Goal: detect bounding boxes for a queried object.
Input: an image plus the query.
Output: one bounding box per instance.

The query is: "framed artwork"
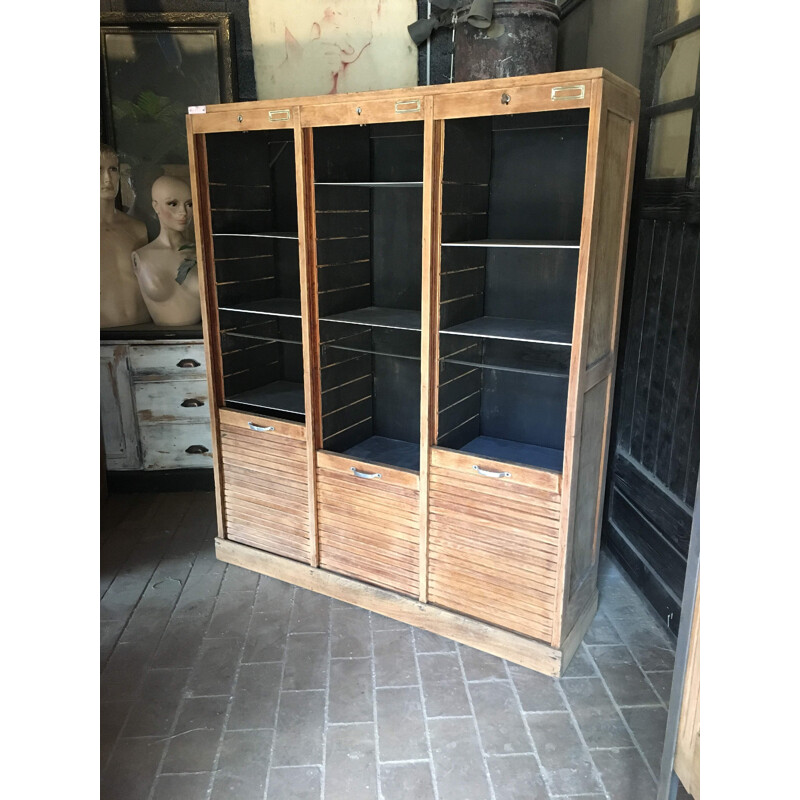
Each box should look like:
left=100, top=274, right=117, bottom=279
left=100, top=12, right=235, bottom=235
left=249, top=0, right=417, bottom=99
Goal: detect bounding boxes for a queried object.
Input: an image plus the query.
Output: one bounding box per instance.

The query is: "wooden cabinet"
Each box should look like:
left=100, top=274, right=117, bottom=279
left=187, top=69, right=639, bottom=675
left=100, top=333, right=214, bottom=473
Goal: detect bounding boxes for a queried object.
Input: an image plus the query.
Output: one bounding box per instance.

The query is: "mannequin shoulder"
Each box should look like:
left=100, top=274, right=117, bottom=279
left=118, top=212, right=148, bottom=242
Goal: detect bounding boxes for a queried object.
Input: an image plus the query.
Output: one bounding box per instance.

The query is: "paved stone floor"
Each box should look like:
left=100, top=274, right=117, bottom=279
left=101, top=491, right=682, bottom=800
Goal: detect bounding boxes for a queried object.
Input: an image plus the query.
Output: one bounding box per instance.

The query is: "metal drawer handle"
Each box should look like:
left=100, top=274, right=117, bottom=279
left=248, top=422, right=275, bottom=432
left=177, top=358, right=201, bottom=368
left=268, top=109, right=291, bottom=121
left=351, top=467, right=382, bottom=480
left=551, top=85, right=585, bottom=101
left=395, top=98, right=421, bottom=113
left=185, top=444, right=209, bottom=454
left=181, top=398, right=205, bottom=408
left=473, top=465, right=511, bottom=478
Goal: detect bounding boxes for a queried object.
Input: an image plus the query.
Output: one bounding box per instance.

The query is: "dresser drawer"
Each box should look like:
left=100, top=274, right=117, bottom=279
left=140, top=421, right=213, bottom=470
left=128, top=343, right=207, bottom=380
left=134, top=379, right=210, bottom=425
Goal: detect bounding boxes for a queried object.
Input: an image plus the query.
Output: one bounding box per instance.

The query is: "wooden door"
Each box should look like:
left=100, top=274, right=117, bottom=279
left=603, top=0, right=700, bottom=635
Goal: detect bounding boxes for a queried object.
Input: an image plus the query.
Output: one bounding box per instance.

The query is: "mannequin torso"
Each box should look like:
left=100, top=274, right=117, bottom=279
left=132, top=243, right=201, bottom=326
left=131, top=175, right=201, bottom=327
left=100, top=147, right=150, bottom=328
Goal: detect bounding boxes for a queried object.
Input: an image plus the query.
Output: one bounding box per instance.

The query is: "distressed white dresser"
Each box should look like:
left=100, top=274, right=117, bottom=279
left=100, top=324, right=213, bottom=481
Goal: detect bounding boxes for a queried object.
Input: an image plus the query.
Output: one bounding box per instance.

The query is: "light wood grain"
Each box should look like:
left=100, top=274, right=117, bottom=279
left=675, top=582, right=700, bottom=799
left=317, top=461, right=420, bottom=597
left=301, top=94, right=425, bottom=128
left=187, top=71, right=640, bottom=677
left=430, top=446, right=561, bottom=493
left=295, top=115, right=321, bottom=567
left=418, top=97, right=440, bottom=604
left=188, top=69, right=636, bottom=122
left=434, top=79, right=593, bottom=120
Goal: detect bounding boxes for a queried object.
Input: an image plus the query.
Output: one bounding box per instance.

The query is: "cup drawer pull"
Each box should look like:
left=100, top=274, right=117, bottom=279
left=181, top=398, right=205, bottom=408
left=473, top=465, right=511, bottom=478
left=177, top=358, right=201, bottom=368
left=185, top=444, right=209, bottom=454
left=248, top=422, right=275, bottom=432
left=351, top=467, right=382, bottom=480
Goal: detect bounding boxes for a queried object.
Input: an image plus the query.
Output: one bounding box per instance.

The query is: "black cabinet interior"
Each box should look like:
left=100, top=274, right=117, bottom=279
left=314, top=122, right=424, bottom=471
left=436, top=110, right=589, bottom=471
left=205, top=130, right=305, bottom=421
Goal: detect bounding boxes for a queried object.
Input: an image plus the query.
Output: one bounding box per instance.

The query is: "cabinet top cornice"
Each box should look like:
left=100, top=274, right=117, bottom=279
left=187, top=68, right=638, bottom=121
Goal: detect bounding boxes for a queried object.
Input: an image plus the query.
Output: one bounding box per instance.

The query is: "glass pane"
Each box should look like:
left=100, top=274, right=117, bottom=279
left=646, top=109, right=693, bottom=178
left=655, top=29, right=700, bottom=104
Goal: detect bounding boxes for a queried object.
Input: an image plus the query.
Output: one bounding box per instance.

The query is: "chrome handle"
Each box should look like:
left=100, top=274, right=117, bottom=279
left=248, top=422, right=275, bottom=432
left=473, top=465, right=511, bottom=478
left=177, top=358, right=201, bottom=368
left=395, top=98, right=421, bottom=113
left=181, top=398, right=204, bottom=408
left=268, top=109, right=291, bottom=121
left=185, top=444, right=209, bottom=454
left=551, top=85, right=585, bottom=101
left=351, top=467, right=382, bottom=480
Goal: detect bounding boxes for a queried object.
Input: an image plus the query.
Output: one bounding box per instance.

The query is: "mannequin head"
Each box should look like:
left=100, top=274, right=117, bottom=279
left=101, top=143, right=120, bottom=201
left=151, top=175, right=193, bottom=233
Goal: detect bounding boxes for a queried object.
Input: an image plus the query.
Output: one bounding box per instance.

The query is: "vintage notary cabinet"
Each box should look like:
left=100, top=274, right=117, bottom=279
left=186, top=70, right=639, bottom=675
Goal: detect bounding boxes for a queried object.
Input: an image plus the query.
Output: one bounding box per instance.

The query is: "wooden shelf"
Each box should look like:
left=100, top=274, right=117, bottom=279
left=456, top=435, right=564, bottom=473
left=226, top=381, right=305, bottom=415
left=323, top=343, right=420, bottom=362
left=321, top=306, right=421, bottom=331
left=342, top=435, right=419, bottom=472
left=441, top=316, right=572, bottom=346
left=218, top=298, right=302, bottom=318
left=439, top=357, right=567, bottom=379
left=442, top=239, right=580, bottom=249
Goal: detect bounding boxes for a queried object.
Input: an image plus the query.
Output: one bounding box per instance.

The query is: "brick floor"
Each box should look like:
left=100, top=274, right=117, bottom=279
left=100, top=491, right=680, bottom=800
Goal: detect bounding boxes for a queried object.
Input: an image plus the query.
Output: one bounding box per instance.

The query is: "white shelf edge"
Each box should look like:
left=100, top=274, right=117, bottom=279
left=441, top=240, right=580, bottom=249
left=218, top=306, right=302, bottom=319
left=315, top=182, right=423, bottom=187
left=440, top=328, right=572, bottom=347
left=212, top=232, right=299, bottom=240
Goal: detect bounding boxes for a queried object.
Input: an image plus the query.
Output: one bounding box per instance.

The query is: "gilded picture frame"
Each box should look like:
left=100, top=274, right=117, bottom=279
left=100, top=12, right=235, bottom=234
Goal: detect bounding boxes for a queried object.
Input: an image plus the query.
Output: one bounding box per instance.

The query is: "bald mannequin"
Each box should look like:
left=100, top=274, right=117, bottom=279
left=132, top=175, right=201, bottom=326
left=100, top=144, right=150, bottom=328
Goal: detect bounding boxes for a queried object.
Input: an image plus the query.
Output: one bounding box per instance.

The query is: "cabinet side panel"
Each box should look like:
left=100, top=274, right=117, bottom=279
left=586, top=110, right=635, bottom=366
left=568, top=377, right=611, bottom=599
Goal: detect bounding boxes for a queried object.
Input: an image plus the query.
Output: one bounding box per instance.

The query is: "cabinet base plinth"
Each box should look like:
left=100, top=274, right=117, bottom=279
left=215, top=537, right=596, bottom=677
